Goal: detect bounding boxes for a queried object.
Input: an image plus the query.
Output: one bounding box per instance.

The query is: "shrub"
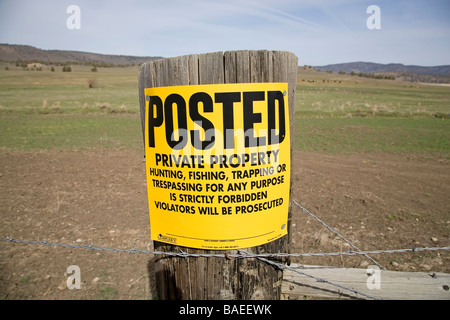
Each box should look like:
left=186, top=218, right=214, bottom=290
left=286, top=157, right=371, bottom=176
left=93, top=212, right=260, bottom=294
left=87, top=78, right=97, bottom=88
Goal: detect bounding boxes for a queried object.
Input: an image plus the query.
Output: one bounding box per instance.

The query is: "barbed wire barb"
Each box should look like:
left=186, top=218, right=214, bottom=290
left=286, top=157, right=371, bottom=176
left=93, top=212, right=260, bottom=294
left=293, top=200, right=385, bottom=270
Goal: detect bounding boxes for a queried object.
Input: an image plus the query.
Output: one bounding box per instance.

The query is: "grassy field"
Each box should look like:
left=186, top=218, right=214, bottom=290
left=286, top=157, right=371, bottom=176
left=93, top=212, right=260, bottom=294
left=0, top=64, right=139, bottom=114
left=0, top=62, right=449, bottom=155
left=294, top=117, right=449, bottom=153
left=297, top=67, right=450, bottom=118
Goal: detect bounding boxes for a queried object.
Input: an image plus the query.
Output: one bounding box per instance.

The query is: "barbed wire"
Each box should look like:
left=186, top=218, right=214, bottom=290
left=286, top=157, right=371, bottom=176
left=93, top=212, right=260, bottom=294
left=239, top=249, right=381, bottom=300
left=1, top=236, right=449, bottom=259
left=293, top=200, right=385, bottom=269
left=1, top=201, right=449, bottom=300
left=4, top=237, right=448, bottom=300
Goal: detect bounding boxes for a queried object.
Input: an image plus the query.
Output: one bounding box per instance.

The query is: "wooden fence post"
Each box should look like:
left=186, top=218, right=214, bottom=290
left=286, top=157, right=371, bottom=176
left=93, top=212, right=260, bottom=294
left=138, top=50, right=298, bottom=300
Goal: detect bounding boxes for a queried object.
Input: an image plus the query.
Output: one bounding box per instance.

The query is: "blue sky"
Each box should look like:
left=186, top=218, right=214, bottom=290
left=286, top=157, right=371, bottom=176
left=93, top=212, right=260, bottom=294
left=0, top=0, right=449, bottom=66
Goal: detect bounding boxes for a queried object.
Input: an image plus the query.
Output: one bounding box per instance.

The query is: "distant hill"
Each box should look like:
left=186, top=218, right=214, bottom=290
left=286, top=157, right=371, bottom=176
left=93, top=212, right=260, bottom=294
left=314, top=61, right=450, bottom=83
left=0, top=44, right=161, bottom=65
left=2, top=44, right=449, bottom=83
left=314, top=62, right=450, bottom=75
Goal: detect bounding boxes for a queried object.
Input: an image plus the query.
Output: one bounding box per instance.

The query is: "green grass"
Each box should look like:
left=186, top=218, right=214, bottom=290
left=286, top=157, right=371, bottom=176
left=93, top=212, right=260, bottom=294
left=96, top=286, right=119, bottom=300
left=0, top=63, right=145, bottom=151
left=296, top=76, right=450, bottom=118
left=0, top=115, right=143, bottom=150
left=293, top=68, right=450, bottom=154
left=294, top=116, right=450, bottom=154
left=0, top=63, right=449, bottom=154
left=0, top=64, right=139, bottom=114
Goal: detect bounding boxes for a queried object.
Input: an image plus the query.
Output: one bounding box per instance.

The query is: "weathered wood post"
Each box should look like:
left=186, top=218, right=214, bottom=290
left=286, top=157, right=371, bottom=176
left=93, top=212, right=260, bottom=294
left=138, top=50, right=297, bottom=300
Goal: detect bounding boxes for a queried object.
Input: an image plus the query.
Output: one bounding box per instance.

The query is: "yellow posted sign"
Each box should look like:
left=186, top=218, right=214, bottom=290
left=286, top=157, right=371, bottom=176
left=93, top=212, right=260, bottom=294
left=144, top=83, right=290, bottom=249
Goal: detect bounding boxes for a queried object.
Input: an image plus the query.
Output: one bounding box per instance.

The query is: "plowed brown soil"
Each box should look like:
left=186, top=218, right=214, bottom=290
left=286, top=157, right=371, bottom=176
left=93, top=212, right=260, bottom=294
left=0, top=148, right=448, bottom=299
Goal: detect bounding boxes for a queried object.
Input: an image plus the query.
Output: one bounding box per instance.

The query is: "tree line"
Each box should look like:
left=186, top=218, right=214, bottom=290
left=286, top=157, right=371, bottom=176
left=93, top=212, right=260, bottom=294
left=339, top=70, right=396, bottom=80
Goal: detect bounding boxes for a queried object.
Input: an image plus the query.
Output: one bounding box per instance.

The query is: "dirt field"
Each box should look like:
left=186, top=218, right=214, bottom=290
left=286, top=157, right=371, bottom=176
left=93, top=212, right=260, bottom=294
left=0, top=148, right=449, bottom=299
